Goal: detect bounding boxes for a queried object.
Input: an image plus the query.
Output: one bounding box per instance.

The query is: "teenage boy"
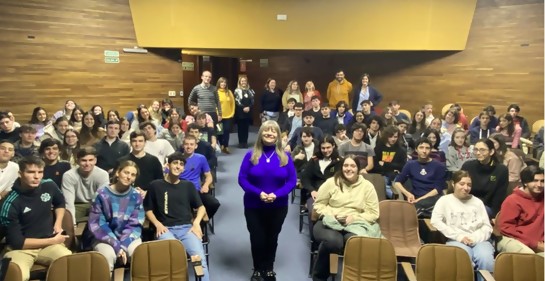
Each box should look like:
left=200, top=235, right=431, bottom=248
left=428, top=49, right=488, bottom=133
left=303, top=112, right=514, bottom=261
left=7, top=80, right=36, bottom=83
left=140, top=121, right=175, bottom=164
left=314, top=103, right=337, bottom=136
left=469, top=111, right=496, bottom=145
left=0, top=156, right=71, bottom=281
left=307, top=96, right=322, bottom=119
left=283, top=102, right=304, bottom=139
left=278, top=97, right=297, bottom=127
left=287, top=111, right=324, bottom=151
left=95, top=120, right=130, bottom=173
left=394, top=139, right=447, bottom=217
left=13, top=124, right=39, bottom=163
left=389, top=100, right=409, bottom=122
left=144, top=152, right=210, bottom=281
left=0, top=111, right=21, bottom=143
left=0, top=140, right=19, bottom=199
left=338, top=123, right=375, bottom=174
left=39, top=138, right=71, bottom=189
left=360, top=100, right=376, bottom=125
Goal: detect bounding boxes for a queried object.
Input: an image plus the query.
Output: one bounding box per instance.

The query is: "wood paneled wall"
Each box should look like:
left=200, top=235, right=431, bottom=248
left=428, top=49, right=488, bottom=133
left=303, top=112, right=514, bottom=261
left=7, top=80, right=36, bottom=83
left=0, top=0, right=184, bottom=123
left=244, top=0, right=544, bottom=126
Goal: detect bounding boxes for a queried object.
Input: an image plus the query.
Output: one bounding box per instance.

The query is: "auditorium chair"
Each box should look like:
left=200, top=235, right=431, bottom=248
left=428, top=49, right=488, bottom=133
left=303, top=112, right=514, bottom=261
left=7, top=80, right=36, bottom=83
left=339, top=237, right=397, bottom=281
left=45, top=252, right=110, bottom=281
left=378, top=201, right=421, bottom=259
left=401, top=244, right=474, bottom=281
left=479, top=252, right=544, bottom=281
left=398, top=109, right=412, bottom=121
left=131, top=240, right=204, bottom=281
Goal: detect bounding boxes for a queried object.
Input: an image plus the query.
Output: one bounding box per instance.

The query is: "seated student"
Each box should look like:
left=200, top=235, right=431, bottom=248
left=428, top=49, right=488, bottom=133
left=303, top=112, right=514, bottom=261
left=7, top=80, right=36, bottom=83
left=469, top=111, right=496, bottom=145
left=431, top=170, right=495, bottom=275
left=470, top=105, right=498, bottom=131
left=283, top=102, right=304, bottom=140
left=187, top=123, right=217, bottom=174
left=40, top=138, right=71, bottom=189
left=394, top=139, right=447, bottom=218
left=144, top=152, right=210, bottom=281
left=160, top=122, right=184, bottom=151
left=441, top=108, right=461, bottom=135
left=428, top=117, right=451, bottom=153
left=277, top=97, right=296, bottom=131
left=360, top=100, right=376, bottom=125
left=498, top=165, right=544, bottom=256
left=291, top=127, right=319, bottom=208
left=0, top=111, right=21, bottom=143
left=312, top=155, right=381, bottom=281
left=382, top=106, right=397, bottom=127
left=446, top=128, right=474, bottom=173
left=373, top=125, right=407, bottom=199
left=0, top=140, right=19, bottom=199
left=331, top=101, right=353, bottom=126
left=389, top=100, right=409, bottom=123
left=180, top=135, right=220, bottom=219
left=185, top=102, right=214, bottom=128
left=496, top=113, right=522, bottom=149
left=338, top=123, right=375, bottom=174
left=124, top=103, right=146, bottom=125
left=195, top=113, right=218, bottom=150
left=83, top=160, right=144, bottom=272
left=95, top=120, right=130, bottom=174
left=301, top=136, right=342, bottom=235
left=507, top=104, right=531, bottom=139
left=314, top=103, right=337, bottom=136
left=13, top=124, right=40, bottom=163
left=450, top=103, right=469, bottom=130
left=0, top=156, right=71, bottom=281
left=413, top=128, right=447, bottom=163
left=62, top=146, right=110, bottom=224
left=409, top=110, right=426, bottom=141
left=41, top=117, right=70, bottom=143
left=306, top=96, right=322, bottom=120
left=423, top=103, right=434, bottom=127
left=533, top=126, right=544, bottom=159
left=461, top=139, right=509, bottom=218
left=287, top=110, right=324, bottom=151
left=364, top=115, right=384, bottom=149
left=116, top=132, right=164, bottom=194
left=490, top=134, right=526, bottom=183
left=333, top=124, right=349, bottom=147
left=140, top=121, right=175, bottom=165
left=397, top=118, right=415, bottom=157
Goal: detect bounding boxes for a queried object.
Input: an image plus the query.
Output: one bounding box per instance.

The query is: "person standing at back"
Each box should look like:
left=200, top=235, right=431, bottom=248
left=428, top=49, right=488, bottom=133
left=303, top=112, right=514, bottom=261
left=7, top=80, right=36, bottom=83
left=351, top=73, right=383, bottom=113
left=235, top=76, right=255, bottom=149
left=238, top=120, right=297, bottom=281
left=189, top=70, right=221, bottom=126
left=327, top=70, right=352, bottom=110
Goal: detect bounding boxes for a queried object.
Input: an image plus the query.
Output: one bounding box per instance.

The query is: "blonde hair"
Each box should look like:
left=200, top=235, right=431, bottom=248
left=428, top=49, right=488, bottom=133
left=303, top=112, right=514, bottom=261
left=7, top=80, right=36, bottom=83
left=237, top=76, right=250, bottom=90
left=285, top=80, right=302, bottom=96
left=148, top=100, right=162, bottom=122
left=250, top=120, right=288, bottom=166
left=216, top=77, right=228, bottom=90
left=305, top=81, right=315, bottom=92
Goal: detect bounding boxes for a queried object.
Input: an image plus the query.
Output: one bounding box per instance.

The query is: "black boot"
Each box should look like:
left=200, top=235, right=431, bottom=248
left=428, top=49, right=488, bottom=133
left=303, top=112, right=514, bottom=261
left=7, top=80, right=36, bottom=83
left=262, top=270, right=276, bottom=281
left=250, top=269, right=264, bottom=281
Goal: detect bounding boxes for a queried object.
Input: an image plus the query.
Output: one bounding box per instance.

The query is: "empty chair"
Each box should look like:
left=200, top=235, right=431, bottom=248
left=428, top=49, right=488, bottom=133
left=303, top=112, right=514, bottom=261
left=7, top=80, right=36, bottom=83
left=342, top=237, right=397, bottom=281
left=45, top=252, right=110, bottom=281
left=402, top=244, right=474, bottom=281
left=363, top=173, right=387, bottom=202
left=379, top=200, right=421, bottom=258
left=480, top=252, right=544, bottom=281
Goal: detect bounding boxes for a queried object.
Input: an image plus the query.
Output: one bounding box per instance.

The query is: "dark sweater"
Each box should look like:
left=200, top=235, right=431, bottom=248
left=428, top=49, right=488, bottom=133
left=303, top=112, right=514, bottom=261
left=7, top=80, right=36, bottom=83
left=260, top=90, right=282, bottom=113
left=314, top=116, right=338, bottom=136
left=301, top=157, right=342, bottom=193
left=238, top=145, right=297, bottom=209
left=373, top=143, right=407, bottom=180
left=0, top=127, right=21, bottom=143
left=461, top=159, right=509, bottom=217
left=95, top=138, right=130, bottom=172
left=0, top=179, right=65, bottom=250
left=395, top=159, right=447, bottom=198
left=44, top=161, right=72, bottom=188
left=116, top=153, right=163, bottom=191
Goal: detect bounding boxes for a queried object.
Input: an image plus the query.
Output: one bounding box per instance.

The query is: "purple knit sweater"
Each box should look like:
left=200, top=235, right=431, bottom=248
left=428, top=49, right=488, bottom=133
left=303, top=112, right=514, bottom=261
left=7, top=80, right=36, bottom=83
left=238, top=145, right=297, bottom=208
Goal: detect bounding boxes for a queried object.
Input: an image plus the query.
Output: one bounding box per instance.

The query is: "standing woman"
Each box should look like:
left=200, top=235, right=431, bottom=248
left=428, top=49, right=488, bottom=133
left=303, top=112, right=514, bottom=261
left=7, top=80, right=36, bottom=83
left=235, top=76, right=255, bottom=149
left=238, top=120, right=297, bottom=281
left=217, top=77, right=236, bottom=154
left=303, top=81, right=321, bottom=111
left=29, top=107, right=51, bottom=138
left=82, top=160, right=144, bottom=272
left=351, top=73, right=383, bottom=113
left=281, top=80, right=303, bottom=111
left=461, top=138, right=509, bottom=217
left=496, top=113, right=522, bottom=149
left=261, top=78, right=282, bottom=122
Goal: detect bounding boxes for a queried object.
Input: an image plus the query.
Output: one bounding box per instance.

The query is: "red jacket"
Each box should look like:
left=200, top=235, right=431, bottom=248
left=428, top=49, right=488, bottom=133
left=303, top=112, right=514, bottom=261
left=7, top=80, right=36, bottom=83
left=499, top=188, right=544, bottom=249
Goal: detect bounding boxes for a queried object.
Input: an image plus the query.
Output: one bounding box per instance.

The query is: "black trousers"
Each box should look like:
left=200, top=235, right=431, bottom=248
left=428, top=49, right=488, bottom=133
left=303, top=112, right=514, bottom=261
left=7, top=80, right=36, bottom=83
left=312, top=220, right=355, bottom=281
left=219, top=118, right=233, bottom=148
left=200, top=192, right=220, bottom=218
left=237, top=118, right=251, bottom=145
left=244, top=206, right=288, bottom=271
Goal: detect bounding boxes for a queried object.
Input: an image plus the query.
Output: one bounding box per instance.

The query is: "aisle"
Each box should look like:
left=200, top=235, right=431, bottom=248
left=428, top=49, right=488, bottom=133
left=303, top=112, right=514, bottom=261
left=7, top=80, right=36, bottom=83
left=208, top=132, right=312, bottom=280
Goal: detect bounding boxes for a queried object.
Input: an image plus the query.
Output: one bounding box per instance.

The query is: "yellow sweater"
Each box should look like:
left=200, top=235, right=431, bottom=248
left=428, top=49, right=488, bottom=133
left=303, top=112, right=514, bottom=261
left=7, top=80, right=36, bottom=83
left=327, top=79, right=353, bottom=108
left=314, top=175, right=379, bottom=223
left=218, top=89, right=235, bottom=118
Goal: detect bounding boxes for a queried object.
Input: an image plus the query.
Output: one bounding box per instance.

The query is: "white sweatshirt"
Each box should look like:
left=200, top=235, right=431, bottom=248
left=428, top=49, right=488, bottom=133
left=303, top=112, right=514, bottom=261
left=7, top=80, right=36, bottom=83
left=431, top=194, right=492, bottom=243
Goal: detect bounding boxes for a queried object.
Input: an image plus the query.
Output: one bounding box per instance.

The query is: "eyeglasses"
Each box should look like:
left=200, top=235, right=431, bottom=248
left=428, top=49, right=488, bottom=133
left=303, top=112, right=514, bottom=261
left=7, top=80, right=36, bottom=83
left=473, top=148, right=489, bottom=154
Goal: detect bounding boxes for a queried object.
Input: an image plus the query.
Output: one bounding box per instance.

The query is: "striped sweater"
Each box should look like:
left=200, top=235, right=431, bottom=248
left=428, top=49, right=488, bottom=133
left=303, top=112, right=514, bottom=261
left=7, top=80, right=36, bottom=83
left=189, top=84, right=221, bottom=116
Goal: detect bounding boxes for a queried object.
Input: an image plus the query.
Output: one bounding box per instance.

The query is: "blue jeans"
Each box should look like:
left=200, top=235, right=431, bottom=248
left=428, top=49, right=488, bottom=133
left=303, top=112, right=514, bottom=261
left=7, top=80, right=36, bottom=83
left=158, top=225, right=209, bottom=281
left=384, top=176, right=393, bottom=199
left=446, top=240, right=495, bottom=281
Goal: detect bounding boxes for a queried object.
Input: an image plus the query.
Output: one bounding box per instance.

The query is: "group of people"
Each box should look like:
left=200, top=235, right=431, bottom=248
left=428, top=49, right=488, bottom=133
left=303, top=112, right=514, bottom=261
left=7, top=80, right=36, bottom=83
left=0, top=68, right=542, bottom=281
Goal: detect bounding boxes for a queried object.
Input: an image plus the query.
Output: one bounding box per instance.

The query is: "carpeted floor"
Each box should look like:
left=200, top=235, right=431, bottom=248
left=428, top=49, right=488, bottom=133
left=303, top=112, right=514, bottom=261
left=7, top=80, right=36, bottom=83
left=208, top=132, right=313, bottom=281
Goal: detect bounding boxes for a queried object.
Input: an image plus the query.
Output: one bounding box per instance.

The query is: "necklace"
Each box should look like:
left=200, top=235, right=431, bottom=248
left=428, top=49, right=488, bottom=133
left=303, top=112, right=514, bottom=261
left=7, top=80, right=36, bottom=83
left=264, top=150, right=276, bottom=163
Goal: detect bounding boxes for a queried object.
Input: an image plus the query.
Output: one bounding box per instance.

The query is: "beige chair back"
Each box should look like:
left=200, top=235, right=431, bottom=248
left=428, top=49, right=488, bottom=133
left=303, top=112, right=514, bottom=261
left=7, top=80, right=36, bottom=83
left=398, top=109, right=412, bottom=121
left=532, top=120, right=544, bottom=135
left=342, top=237, right=397, bottom=281
left=363, top=173, right=387, bottom=201
left=494, top=252, right=544, bottom=281
left=416, top=244, right=474, bottom=281
left=131, top=240, right=189, bottom=281
left=378, top=200, right=421, bottom=258
left=441, top=103, right=454, bottom=117
left=46, top=252, right=110, bottom=281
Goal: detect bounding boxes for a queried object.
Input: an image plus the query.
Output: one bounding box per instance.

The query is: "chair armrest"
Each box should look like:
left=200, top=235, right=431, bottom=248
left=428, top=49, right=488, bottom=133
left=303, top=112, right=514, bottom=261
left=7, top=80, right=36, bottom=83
left=75, top=222, right=87, bottom=237
left=191, top=255, right=205, bottom=277
left=113, top=267, right=125, bottom=281
left=310, top=210, right=320, bottom=222
left=478, top=270, right=495, bottom=281
left=401, top=262, right=417, bottom=281
left=329, top=254, right=339, bottom=275
left=422, top=218, right=437, bottom=232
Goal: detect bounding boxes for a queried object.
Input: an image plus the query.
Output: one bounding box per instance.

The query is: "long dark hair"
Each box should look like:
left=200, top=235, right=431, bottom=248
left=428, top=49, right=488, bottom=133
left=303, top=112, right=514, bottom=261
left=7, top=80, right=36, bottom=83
left=489, top=133, right=508, bottom=162
left=409, top=110, right=426, bottom=135
left=29, top=107, right=48, bottom=125
left=498, top=113, right=515, bottom=137
left=334, top=155, right=362, bottom=192
left=422, top=128, right=441, bottom=150
left=380, top=125, right=400, bottom=147
left=315, top=135, right=339, bottom=160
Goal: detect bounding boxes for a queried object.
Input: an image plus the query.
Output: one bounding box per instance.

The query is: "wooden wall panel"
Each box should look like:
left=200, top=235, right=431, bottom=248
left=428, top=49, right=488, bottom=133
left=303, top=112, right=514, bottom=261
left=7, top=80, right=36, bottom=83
left=0, top=0, right=184, bottom=123
left=244, top=1, right=544, bottom=126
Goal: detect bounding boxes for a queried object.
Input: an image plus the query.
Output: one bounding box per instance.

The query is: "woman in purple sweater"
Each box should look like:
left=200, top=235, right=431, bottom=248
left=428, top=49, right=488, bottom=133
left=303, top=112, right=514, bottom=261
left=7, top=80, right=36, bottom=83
left=238, top=120, right=297, bottom=281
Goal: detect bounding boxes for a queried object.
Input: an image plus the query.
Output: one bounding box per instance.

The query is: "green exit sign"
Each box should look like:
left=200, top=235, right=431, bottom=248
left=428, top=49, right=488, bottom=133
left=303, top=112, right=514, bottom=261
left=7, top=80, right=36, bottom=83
left=104, top=50, right=119, bottom=57
left=104, top=57, right=119, bottom=64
